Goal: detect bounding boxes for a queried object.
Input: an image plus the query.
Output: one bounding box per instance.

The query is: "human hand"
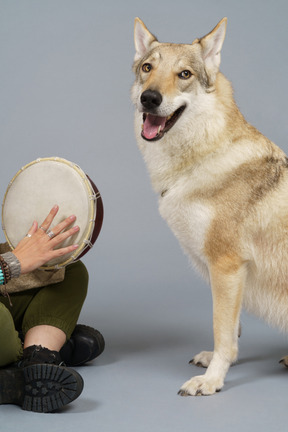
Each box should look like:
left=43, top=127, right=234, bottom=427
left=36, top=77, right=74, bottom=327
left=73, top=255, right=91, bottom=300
left=13, top=205, right=79, bottom=274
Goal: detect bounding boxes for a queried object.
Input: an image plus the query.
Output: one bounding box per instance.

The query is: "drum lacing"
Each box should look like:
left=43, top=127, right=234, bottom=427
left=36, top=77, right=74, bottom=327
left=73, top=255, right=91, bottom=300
left=89, top=191, right=101, bottom=201
left=83, top=240, right=93, bottom=249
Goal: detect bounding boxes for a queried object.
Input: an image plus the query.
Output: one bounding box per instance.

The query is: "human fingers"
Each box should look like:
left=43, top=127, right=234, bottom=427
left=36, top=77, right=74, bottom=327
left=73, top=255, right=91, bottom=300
left=13, top=224, right=79, bottom=274
left=14, top=221, right=38, bottom=250
left=25, top=221, right=38, bottom=238
left=45, top=214, right=77, bottom=239
left=46, top=242, right=79, bottom=260
left=38, top=205, right=59, bottom=232
left=49, top=224, right=79, bottom=245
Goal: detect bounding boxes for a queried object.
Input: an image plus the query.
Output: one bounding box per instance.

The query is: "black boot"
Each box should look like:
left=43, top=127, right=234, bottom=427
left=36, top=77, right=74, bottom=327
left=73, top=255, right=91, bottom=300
left=0, top=345, right=83, bottom=413
left=60, top=324, right=105, bottom=366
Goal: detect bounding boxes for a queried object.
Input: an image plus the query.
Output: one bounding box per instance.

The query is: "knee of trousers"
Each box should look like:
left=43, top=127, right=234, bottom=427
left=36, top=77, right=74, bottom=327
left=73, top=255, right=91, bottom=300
left=66, top=260, right=89, bottom=303
left=0, top=303, right=22, bottom=365
left=0, top=302, right=15, bottom=330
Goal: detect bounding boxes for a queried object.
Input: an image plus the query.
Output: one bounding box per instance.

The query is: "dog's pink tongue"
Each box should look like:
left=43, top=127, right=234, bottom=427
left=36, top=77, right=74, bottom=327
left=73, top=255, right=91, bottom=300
left=143, top=114, right=166, bottom=139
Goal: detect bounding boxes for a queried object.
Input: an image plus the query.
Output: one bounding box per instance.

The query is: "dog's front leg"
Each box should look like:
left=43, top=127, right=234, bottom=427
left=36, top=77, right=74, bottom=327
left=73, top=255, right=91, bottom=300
left=179, top=258, right=245, bottom=396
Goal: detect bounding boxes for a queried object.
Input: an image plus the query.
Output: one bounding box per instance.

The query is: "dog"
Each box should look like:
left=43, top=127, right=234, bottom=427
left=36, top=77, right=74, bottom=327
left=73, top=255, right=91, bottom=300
left=131, top=17, right=288, bottom=396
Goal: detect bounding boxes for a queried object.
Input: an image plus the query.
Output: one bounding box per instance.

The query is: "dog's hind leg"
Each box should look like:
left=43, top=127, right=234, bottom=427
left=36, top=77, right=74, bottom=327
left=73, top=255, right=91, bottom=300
left=179, top=257, right=245, bottom=396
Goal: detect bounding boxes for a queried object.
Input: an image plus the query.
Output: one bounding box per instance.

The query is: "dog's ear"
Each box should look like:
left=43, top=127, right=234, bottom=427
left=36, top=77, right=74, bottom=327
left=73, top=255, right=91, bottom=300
left=134, top=18, right=158, bottom=61
left=199, top=17, right=227, bottom=81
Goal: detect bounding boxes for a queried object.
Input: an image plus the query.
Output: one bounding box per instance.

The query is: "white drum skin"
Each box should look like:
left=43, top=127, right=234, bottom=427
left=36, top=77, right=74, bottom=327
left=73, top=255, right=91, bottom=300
left=2, top=157, right=103, bottom=269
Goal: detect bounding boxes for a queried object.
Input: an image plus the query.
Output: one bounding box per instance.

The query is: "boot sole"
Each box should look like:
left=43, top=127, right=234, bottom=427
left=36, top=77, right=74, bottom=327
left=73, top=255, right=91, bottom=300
left=0, top=364, right=83, bottom=413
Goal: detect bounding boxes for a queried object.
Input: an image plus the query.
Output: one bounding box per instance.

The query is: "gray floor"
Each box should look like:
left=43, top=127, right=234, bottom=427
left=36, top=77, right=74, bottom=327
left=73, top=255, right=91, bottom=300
left=1, top=0, right=288, bottom=430
left=1, top=299, right=288, bottom=432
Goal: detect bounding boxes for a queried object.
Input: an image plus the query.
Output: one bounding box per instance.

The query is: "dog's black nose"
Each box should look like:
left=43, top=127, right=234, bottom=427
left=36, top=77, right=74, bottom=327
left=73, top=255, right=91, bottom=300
left=140, top=90, right=162, bottom=110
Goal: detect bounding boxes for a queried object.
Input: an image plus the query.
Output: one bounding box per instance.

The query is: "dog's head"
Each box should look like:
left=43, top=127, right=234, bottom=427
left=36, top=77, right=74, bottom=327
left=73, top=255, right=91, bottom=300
left=132, top=18, right=227, bottom=142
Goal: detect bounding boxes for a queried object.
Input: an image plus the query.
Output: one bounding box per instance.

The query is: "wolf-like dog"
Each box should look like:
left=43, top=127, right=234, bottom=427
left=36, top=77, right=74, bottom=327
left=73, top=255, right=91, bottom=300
left=131, top=17, right=288, bottom=396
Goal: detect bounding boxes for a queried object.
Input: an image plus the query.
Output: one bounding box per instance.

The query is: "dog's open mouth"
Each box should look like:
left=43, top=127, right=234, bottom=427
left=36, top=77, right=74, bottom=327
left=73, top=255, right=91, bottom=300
left=141, top=106, right=186, bottom=141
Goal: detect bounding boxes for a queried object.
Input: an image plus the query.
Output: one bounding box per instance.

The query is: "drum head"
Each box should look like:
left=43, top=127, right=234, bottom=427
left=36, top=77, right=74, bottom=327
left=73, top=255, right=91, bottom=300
left=2, top=157, right=103, bottom=269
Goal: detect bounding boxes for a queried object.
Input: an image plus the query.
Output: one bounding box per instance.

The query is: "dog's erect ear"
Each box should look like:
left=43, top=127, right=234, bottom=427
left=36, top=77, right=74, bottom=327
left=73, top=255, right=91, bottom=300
left=199, top=17, right=227, bottom=80
left=134, top=18, right=158, bottom=61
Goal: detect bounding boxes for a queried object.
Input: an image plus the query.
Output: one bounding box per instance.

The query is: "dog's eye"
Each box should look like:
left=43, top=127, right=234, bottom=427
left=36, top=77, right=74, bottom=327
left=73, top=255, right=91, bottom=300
left=178, top=70, right=192, bottom=80
left=142, top=63, right=152, bottom=73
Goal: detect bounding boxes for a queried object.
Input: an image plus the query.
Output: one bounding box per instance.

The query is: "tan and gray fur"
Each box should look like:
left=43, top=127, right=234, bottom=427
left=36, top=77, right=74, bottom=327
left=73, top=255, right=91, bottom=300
left=131, top=17, right=288, bottom=396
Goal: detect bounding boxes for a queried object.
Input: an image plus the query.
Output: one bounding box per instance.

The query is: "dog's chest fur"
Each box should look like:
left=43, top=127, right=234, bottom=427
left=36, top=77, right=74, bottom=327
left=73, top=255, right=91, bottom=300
left=159, top=186, right=212, bottom=277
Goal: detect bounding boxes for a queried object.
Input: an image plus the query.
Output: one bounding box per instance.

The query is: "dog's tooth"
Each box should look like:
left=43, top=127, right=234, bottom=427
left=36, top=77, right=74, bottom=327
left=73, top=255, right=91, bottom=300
left=157, top=125, right=162, bottom=135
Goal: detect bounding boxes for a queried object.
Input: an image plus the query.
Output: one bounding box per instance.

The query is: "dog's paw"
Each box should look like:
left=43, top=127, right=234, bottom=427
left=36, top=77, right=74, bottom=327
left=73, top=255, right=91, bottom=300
left=279, top=356, right=288, bottom=367
left=189, top=351, right=213, bottom=368
left=178, top=375, right=223, bottom=397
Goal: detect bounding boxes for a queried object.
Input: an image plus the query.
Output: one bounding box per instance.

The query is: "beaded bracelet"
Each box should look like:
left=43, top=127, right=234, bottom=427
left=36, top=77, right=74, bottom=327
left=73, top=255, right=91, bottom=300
left=0, top=256, right=12, bottom=284
left=0, top=255, right=14, bottom=306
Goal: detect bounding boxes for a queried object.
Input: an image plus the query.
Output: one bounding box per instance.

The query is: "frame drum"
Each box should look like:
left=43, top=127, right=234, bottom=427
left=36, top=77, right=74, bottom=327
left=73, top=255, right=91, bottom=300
left=2, top=157, right=103, bottom=269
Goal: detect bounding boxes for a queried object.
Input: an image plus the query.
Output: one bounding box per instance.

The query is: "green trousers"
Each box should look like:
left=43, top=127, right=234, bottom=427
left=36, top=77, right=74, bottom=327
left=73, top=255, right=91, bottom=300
left=0, top=260, right=88, bottom=367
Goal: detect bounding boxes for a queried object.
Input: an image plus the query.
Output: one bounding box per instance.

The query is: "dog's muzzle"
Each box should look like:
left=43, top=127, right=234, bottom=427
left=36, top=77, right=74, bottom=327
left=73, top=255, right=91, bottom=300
left=140, top=90, right=186, bottom=142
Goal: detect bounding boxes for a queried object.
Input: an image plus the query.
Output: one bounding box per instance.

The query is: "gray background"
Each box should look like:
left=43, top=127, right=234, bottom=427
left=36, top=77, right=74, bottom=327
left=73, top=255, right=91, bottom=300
left=1, top=0, right=288, bottom=431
